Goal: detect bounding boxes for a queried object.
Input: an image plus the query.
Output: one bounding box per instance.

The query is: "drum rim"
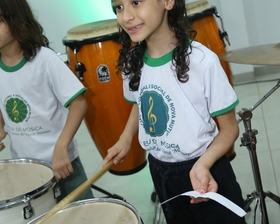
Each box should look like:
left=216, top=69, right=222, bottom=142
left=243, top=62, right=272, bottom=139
left=62, top=31, right=119, bottom=50
left=0, top=159, right=56, bottom=210
left=187, top=6, right=217, bottom=22
left=28, top=198, right=142, bottom=223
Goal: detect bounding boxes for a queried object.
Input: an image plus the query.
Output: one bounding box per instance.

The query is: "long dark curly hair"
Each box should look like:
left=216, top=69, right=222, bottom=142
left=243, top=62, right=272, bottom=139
left=116, top=0, right=197, bottom=91
left=0, top=0, right=50, bottom=61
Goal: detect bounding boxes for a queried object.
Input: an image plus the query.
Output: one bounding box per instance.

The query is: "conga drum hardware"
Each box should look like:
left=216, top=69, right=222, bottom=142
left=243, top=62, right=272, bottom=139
left=73, top=48, right=86, bottom=81
left=63, top=19, right=147, bottom=175
left=187, top=5, right=230, bottom=47
left=213, top=10, right=231, bottom=47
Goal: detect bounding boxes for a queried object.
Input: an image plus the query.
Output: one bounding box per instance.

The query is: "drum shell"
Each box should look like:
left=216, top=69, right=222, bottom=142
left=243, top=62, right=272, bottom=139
left=0, top=159, right=57, bottom=224
left=187, top=5, right=235, bottom=160
left=28, top=198, right=142, bottom=224
left=63, top=28, right=147, bottom=175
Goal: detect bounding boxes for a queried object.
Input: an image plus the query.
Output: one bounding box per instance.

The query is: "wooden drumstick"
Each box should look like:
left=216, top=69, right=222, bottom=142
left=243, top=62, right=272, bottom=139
left=35, top=160, right=114, bottom=224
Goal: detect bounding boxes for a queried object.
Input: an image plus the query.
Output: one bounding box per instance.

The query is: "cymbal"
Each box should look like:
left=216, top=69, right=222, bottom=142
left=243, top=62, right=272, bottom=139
left=219, top=43, right=280, bottom=66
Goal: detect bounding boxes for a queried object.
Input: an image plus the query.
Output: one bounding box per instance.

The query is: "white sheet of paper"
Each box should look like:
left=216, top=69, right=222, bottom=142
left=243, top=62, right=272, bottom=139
left=161, top=191, right=246, bottom=217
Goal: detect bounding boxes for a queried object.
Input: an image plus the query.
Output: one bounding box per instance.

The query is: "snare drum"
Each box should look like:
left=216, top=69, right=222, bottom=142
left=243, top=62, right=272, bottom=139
left=63, top=19, right=147, bottom=175
left=186, top=1, right=236, bottom=160
left=0, top=159, right=57, bottom=224
left=28, top=198, right=143, bottom=224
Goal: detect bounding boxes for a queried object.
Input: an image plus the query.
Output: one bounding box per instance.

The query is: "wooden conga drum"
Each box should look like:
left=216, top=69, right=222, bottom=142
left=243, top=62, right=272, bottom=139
left=63, top=19, right=147, bottom=175
left=186, top=1, right=236, bottom=161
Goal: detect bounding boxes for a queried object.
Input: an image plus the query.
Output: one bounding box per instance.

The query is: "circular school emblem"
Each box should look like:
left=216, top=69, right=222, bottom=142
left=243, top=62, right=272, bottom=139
left=5, top=96, right=30, bottom=123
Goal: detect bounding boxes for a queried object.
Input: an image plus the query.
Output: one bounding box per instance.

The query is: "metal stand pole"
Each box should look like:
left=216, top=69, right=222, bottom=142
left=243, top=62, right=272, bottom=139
left=238, top=108, right=280, bottom=224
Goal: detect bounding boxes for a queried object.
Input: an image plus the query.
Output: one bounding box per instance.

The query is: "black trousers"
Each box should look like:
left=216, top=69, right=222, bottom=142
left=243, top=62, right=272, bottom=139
left=148, top=154, right=246, bottom=224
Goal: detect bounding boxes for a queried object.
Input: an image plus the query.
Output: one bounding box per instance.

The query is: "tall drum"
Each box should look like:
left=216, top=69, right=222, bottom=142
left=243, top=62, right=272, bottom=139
left=186, top=1, right=236, bottom=160
left=63, top=19, right=147, bottom=175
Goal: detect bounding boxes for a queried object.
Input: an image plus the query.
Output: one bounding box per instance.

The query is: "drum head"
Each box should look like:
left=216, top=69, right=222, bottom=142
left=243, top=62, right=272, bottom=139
left=186, top=0, right=212, bottom=16
left=29, top=198, right=141, bottom=223
left=0, top=159, right=54, bottom=201
left=65, top=19, right=118, bottom=41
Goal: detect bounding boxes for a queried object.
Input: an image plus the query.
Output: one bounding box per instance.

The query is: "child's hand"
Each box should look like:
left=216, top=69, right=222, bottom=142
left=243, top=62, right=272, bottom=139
left=189, top=163, right=218, bottom=204
left=102, top=138, right=131, bottom=167
left=52, top=145, right=73, bottom=180
left=0, top=129, right=7, bottom=151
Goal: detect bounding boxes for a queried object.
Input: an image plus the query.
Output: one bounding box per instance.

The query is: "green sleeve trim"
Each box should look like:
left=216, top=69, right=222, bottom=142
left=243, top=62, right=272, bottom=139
left=124, top=97, right=137, bottom=104
left=211, top=99, right=239, bottom=117
left=64, top=87, right=87, bottom=108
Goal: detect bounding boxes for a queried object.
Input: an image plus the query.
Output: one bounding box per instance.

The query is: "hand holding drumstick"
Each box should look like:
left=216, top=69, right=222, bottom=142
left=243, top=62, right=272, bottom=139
left=35, top=160, right=114, bottom=224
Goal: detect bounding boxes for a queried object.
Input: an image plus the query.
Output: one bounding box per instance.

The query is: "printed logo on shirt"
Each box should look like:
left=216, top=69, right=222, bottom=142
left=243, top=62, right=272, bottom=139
left=139, top=84, right=176, bottom=137
left=4, top=95, right=31, bottom=123
left=140, top=91, right=169, bottom=137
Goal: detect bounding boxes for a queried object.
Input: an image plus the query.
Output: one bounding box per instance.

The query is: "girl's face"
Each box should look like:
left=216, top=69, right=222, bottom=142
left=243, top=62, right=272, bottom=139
left=112, top=0, right=174, bottom=43
left=0, top=17, right=16, bottom=53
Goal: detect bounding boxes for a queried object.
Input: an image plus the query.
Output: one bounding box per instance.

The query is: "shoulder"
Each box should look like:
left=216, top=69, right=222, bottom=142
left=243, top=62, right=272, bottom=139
left=189, top=41, right=222, bottom=71
left=36, top=46, right=57, bottom=58
left=189, top=41, right=217, bottom=61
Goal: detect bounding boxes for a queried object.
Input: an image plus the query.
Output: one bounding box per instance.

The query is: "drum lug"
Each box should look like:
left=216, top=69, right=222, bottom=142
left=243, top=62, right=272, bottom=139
left=53, top=183, right=61, bottom=199
left=23, top=202, right=34, bottom=220
left=214, top=11, right=231, bottom=46
left=219, top=29, right=231, bottom=47
left=73, top=48, right=86, bottom=81
left=75, top=62, right=86, bottom=81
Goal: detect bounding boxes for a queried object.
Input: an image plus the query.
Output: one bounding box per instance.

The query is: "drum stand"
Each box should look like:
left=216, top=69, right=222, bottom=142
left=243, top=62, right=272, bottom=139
left=91, top=184, right=125, bottom=200
left=238, top=80, right=280, bottom=224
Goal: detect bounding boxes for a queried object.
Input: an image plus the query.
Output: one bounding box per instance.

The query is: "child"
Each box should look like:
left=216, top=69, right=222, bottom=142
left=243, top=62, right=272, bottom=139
left=103, top=0, right=246, bottom=223
left=0, top=0, right=93, bottom=202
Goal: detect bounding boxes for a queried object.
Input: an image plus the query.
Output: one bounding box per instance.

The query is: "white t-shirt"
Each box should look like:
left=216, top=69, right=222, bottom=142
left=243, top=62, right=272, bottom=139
left=0, top=47, right=86, bottom=164
left=123, top=41, right=239, bottom=162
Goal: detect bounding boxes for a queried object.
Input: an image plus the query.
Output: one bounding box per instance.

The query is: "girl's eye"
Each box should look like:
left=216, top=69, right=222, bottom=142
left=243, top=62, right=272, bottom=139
left=132, top=1, right=141, bottom=6
left=114, top=5, right=123, bottom=12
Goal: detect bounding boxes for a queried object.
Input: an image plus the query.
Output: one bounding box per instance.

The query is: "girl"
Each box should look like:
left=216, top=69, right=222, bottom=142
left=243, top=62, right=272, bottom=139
left=104, top=0, right=246, bottom=223
left=0, top=0, right=93, bottom=202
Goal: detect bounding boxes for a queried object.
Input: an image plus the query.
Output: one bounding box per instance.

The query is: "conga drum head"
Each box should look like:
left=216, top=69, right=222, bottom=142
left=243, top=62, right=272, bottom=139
left=186, top=0, right=212, bottom=17
left=63, top=20, right=147, bottom=175
left=28, top=198, right=142, bottom=224
left=0, top=159, right=57, bottom=224
left=65, top=19, right=118, bottom=40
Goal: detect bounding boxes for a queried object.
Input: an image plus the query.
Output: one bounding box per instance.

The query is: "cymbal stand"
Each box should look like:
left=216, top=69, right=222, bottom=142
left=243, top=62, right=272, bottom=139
left=238, top=80, right=280, bottom=224
left=237, top=80, right=280, bottom=124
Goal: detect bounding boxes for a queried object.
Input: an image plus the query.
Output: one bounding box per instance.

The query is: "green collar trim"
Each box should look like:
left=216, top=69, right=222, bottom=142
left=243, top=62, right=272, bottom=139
left=143, top=50, right=173, bottom=67
left=0, top=57, right=27, bottom=72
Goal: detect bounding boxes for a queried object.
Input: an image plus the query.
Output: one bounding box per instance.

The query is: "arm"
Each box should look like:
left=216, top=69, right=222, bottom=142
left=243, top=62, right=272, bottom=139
left=103, top=103, right=139, bottom=166
left=0, top=110, right=7, bottom=151
left=189, top=109, right=239, bottom=203
left=52, top=94, right=87, bottom=179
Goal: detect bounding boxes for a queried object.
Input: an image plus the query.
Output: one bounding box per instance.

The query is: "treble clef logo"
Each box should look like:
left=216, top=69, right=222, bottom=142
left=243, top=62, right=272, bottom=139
left=148, top=96, right=157, bottom=132
left=12, top=100, right=20, bottom=121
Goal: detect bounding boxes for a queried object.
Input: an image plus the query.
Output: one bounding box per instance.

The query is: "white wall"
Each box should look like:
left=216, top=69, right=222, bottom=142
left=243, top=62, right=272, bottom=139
left=28, top=0, right=280, bottom=76
left=27, top=0, right=116, bottom=54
